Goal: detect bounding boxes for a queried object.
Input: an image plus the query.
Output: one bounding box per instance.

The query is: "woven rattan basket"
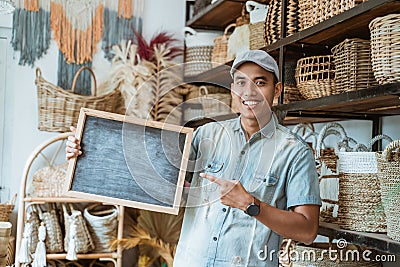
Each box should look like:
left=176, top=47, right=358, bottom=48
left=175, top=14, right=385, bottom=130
left=295, top=55, right=337, bottom=99
left=299, top=0, right=366, bottom=30
left=36, top=67, right=122, bottom=132
left=337, top=151, right=386, bottom=232
left=6, top=236, right=14, bottom=267
left=369, top=14, right=400, bottom=85
left=211, top=23, right=235, bottom=67
left=249, top=22, right=266, bottom=50
left=332, top=38, right=378, bottom=93
left=377, top=140, right=400, bottom=241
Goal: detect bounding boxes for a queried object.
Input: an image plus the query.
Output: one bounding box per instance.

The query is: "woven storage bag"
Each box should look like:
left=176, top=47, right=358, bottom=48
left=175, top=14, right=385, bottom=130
left=63, top=203, right=95, bottom=254
left=369, top=14, right=400, bottom=85
left=295, top=55, right=337, bottom=99
left=246, top=1, right=268, bottom=50
left=337, top=151, right=386, bottom=232
left=37, top=204, right=64, bottom=253
left=0, top=222, right=11, bottom=267
left=29, top=163, right=69, bottom=198
left=183, top=85, right=231, bottom=122
left=377, top=140, right=400, bottom=241
left=211, top=23, right=236, bottom=67
left=283, top=61, right=304, bottom=104
left=332, top=38, right=377, bottom=93
left=84, top=204, right=118, bottom=252
left=6, top=236, right=14, bottom=267
left=36, top=66, right=122, bottom=132
left=316, top=122, right=350, bottom=223
left=291, top=242, right=382, bottom=267
left=184, top=27, right=219, bottom=77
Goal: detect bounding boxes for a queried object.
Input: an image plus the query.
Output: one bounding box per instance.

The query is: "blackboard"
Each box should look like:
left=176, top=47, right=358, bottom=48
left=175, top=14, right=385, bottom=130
left=65, top=108, right=193, bottom=215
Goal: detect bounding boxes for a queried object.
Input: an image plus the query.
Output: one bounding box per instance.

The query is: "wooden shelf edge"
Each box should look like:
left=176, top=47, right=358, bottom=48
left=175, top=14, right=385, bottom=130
left=24, top=197, right=111, bottom=203
left=46, top=253, right=117, bottom=260
left=319, top=222, right=400, bottom=255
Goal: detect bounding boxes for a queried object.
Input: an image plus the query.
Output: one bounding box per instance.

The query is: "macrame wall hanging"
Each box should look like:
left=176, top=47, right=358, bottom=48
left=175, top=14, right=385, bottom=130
left=11, top=0, right=51, bottom=66
left=11, top=0, right=143, bottom=94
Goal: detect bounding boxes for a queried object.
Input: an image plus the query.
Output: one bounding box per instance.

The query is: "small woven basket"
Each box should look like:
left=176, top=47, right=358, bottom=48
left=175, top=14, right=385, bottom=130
left=249, top=21, right=266, bottom=50
left=84, top=204, right=118, bottom=252
left=337, top=151, right=386, bottom=232
left=0, top=194, right=16, bottom=222
left=377, top=140, right=400, bottom=241
left=369, top=14, right=400, bottom=85
left=6, top=236, right=14, bottom=267
left=295, top=55, right=337, bottom=99
left=184, top=46, right=214, bottom=77
left=38, top=204, right=64, bottom=253
left=36, top=66, right=122, bottom=132
left=211, top=23, right=236, bottom=67
left=332, top=38, right=378, bottom=93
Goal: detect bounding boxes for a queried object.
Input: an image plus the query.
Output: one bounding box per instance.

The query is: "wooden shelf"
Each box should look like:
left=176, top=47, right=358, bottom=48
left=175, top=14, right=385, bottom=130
left=46, top=253, right=117, bottom=260
left=24, top=197, right=103, bottom=203
left=319, top=222, right=400, bottom=255
left=186, top=0, right=246, bottom=30
left=274, top=82, right=400, bottom=125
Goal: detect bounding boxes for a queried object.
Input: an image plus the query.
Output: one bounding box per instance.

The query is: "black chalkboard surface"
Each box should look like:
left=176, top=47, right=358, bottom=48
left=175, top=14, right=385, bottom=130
left=65, top=108, right=193, bottom=215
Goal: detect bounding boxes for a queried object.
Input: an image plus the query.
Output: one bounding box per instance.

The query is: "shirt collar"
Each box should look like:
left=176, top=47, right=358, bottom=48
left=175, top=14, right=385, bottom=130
left=233, top=113, right=277, bottom=139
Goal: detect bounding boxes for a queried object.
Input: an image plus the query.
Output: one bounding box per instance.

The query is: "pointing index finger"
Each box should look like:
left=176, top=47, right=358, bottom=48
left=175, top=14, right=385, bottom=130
left=200, top=173, right=223, bottom=185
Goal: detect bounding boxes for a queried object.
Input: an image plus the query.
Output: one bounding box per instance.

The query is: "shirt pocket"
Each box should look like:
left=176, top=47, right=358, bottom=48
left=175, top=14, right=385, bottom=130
left=248, top=173, right=279, bottom=203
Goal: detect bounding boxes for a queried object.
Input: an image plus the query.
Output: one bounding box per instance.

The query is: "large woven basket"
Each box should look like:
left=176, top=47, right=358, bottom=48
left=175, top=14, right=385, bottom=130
left=337, top=151, right=386, bottom=232
left=377, top=140, right=400, bottom=241
left=332, top=38, right=378, bottom=93
left=295, top=55, right=337, bottom=99
left=299, top=0, right=366, bottom=30
left=211, top=23, right=236, bottom=67
left=291, top=242, right=382, bottom=267
left=36, top=66, right=122, bottom=132
left=369, top=14, right=400, bottom=85
left=249, top=22, right=266, bottom=50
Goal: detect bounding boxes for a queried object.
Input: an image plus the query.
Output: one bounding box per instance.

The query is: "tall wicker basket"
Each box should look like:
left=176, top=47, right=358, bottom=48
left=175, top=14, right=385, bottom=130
left=331, top=38, right=378, bottom=93
left=377, top=140, right=400, bottom=241
left=211, top=23, right=236, bottom=67
left=369, top=14, right=400, bottom=85
left=36, top=67, right=122, bottom=132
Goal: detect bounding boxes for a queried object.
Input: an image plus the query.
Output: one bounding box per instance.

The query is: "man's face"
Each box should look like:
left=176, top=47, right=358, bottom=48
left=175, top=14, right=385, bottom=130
left=230, top=62, right=281, bottom=122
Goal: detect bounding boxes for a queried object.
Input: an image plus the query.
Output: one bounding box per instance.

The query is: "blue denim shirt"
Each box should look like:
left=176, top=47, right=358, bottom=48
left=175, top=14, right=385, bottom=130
left=174, top=114, right=321, bottom=267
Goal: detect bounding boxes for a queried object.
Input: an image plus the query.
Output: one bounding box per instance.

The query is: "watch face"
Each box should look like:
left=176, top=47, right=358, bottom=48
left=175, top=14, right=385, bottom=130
left=246, top=204, right=260, bottom=216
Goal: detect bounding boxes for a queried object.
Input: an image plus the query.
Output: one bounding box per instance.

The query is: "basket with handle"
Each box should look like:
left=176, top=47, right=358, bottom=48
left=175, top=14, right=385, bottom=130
left=83, top=204, right=118, bottom=252
left=369, top=14, right=400, bottom=85
left=336, top=134, right=393, bottom=232
left=331, top=38, right=378, bottom=94
left=377, top=139, right=400, bottom=241
left=316, top=122, right=350, bottom=223
left=211, top=23, right=236, bottom=67
left=295, top=55, right=337, bottom=99
left=37, top=204, right=64, bottom=253
left=36, top=66, right=122, bottom=132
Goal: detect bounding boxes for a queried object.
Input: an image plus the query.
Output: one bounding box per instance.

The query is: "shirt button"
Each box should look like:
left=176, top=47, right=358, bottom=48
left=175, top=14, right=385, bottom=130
left=222, top=208, right=227, bottom=212
left=213, top=237, right=217, bottom=241
left=207, top=164, right=211, bottom=168
left=241, top=150, right=245, bottom=155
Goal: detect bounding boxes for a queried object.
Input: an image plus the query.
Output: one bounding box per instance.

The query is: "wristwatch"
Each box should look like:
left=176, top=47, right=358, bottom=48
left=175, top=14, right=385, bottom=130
left=245, top=196, right=260, bottom=216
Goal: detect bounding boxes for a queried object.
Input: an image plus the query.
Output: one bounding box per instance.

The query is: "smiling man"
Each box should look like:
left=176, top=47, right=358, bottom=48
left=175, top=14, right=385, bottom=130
left=174, top=50, right=322, bottom=267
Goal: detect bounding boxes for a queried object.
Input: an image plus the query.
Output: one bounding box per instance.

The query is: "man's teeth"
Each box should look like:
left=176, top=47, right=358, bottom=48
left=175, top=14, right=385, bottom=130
left=243, top=101, right=259, bottom=105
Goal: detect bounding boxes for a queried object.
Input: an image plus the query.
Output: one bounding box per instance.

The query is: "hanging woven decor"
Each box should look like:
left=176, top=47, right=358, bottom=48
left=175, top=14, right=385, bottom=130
left=11, top=0, right=51, bottom=66
left=102, top=0, right=144, bottom=60
left=50, top=0, right=104, bottom=64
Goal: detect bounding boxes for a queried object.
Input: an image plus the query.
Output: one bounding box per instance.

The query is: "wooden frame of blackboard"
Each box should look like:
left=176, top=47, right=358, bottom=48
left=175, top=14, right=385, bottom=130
left=65, top=108, right=193, bottom=215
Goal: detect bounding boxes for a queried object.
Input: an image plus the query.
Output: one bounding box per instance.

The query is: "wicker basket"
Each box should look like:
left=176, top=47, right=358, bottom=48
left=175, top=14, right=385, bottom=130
left=36, top=66, right=122, bottom=132
left=6, top=236, right=14, bottom=267
left=283, top=61, right=304, bottom=103
left=183, top=85, right=231, bottom=122
left=211, top=23, right=236, bottom=67
left=299, top=0, right=366, bottom=30
left=291, top=242, right=382, bottom=267
left=38, top=204, right=64, bottom=253
left=332, top=38, right=377, bottom=93
left=377, top=140, right=400, bottom=241
left=0, top=194, right=16, bottom=222
left=249, top=22, right=266, bottom=50
left=337, top=151, right=386, bottom=232
left=295, top=55, right=337, bottom=99
left=369, top=14, right=400, bottom=85
left=84, top=204, right=118, bottom=252
left=0, top=222, right=11, bottom=267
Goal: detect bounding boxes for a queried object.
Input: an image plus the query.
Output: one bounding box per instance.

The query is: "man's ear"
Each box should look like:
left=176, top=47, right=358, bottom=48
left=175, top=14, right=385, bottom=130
left=274, top=82, right=283, bottom=98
